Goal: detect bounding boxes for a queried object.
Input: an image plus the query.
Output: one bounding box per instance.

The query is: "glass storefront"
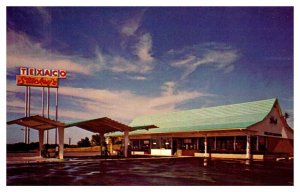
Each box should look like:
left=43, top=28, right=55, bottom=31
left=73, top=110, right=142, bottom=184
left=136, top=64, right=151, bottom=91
left=129, top=135, right=265, bottom=156
left=216, top=136, right=234, bottom=151
left=199, top=138, right=205, bottom=151
left=131, top=140, right=140, bottom=150
left=182, top=138, right=197, bottom=150
left=130, top=139, right=150, bottom=153
left=141, top=140, right=150, bottom=152
left=234, top=136, right=247, bottom=152
left=150, top=137, right=172, bottom=149
left=161, top=138, right=172, bottom=149
left=151, top=138, right=161, bottom=149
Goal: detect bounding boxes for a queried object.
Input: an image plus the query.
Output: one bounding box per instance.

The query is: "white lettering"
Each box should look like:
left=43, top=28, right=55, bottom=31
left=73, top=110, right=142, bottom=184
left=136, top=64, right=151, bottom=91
left=29, top=68, right=35, bottom=76
left=59, top=70, right=67, bottom=78
left=20, top=67, right=27, bottom=75
left=19, top=67, right=67, bottom=79
left=52, top=70, right=58, bottom=77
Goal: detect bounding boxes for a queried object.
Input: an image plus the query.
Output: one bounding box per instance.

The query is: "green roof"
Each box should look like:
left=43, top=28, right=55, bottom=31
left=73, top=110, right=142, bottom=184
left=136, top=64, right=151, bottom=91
left=123, top=98, right=277, bottom=136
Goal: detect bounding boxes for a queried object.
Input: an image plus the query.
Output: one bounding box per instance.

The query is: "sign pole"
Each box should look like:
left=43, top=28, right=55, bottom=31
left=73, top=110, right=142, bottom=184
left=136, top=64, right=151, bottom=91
left=42, top=87, right=45, bottom=117
left=16, top=67, right=66, bottom=145
left=41, top=87, right=45, bottom=146
left=27, top=86, right=31, bottom=144
left=55, top=87, right=58, bottom=144
left=47, top=87, right=50, bottom=144
left=24, top=86, right=28, bottom=144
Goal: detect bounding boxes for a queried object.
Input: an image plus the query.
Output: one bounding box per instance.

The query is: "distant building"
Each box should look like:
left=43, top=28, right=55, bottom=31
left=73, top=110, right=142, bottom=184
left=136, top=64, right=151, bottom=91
left=108, top=98, right=293, bottom=159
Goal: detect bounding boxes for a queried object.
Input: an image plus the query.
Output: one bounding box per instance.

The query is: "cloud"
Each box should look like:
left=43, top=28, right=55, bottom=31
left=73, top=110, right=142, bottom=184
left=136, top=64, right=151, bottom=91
left=7, top=30, right=104, bottom=76
left=161, top=81, right=176, bottom=96
left=36, top=7, right=52, bottom=24
left=167, top=43, right=239, bottom=79
left=7, top=9, right=155, bottom=77
left=94, top=46, right=106, bottom=68
left=108, top=56, right=148, bottom=74
left=118, top=9, right=146, bottom=38
left=111, top=10, right=155, bottom=74
left=172, top=55, right=196, bottom=67
left=6, top=96, right=24, bottom=110
left=134, top=33, right=154, bottom=63
left=148, top=81, right=202, bottom=111
left=120, top=17, right=142, bottom=37
left=127, top=76, right=147, bottom=81
left=6, top=80, right=206, bottom=123
left=57, top=84, right=205, bottom=122
left=102, top=34, right=154, bottom=74
left=7, top=29, right=156, bottom=76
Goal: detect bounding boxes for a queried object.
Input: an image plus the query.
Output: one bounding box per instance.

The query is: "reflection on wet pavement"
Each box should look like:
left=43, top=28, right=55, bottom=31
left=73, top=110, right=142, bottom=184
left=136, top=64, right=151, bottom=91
left=7, top=157, right=293, bottom=186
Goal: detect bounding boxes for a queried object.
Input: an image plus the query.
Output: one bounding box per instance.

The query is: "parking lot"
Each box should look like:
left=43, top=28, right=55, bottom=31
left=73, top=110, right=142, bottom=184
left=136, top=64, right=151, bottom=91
left=7, top=156, right=293, bottom=186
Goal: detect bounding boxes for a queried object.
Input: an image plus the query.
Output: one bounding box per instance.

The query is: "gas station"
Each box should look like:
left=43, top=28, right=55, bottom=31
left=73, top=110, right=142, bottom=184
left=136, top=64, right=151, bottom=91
left=7, top=115, right=152, bottom=159
left=7, top=67, right=156, bottom=159
left=7, top=67, right=293, bottom=161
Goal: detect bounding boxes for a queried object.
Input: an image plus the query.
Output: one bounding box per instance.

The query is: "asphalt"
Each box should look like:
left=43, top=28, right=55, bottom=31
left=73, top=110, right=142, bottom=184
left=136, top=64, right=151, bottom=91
left=6, top=152, right=177, bottom=164
left=7, top=155, right=294, bottom=186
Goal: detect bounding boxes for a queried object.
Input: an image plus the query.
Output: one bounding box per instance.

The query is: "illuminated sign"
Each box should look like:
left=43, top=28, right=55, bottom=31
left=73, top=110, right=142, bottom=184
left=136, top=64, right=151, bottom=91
left=20, top=67, right=67, bottom=79
left=16, top=75, right=59, bottom=88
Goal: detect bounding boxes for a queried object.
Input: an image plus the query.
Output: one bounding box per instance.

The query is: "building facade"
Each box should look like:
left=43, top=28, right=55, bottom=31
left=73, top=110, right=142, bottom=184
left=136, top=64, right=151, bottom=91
left=108, top=98, right=293, bottom=159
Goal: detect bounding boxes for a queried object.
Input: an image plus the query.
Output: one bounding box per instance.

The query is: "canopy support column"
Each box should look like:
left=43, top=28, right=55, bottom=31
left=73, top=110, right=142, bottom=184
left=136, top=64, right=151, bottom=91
left=234, top=136, right=236, bottom=151
left=214, top=136, right=217, bottom=150
left=99, top=133, right=104, bottom=156
left=58, top=127, right=64, bottom=159
left=246, top=134, right=251, bottom=159
left=256, top=136, right=259, bottom=151
left=204, top=136, right=208, bottom=157
left=38, top=129, right=44, bottom=157
left=108, top=137, right=113, bottom=155
left=124, top=130, right=129, bottom=158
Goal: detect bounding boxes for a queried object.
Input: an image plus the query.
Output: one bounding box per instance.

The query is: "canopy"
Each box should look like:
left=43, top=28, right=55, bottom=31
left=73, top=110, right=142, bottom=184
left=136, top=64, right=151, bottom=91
left=64, top=117, right=134, bottom=133
left=7, top=115, right=65, bottom=130
left=8, top=115, right=158, bottom=134
left=7, top=115, right=158, bottom=159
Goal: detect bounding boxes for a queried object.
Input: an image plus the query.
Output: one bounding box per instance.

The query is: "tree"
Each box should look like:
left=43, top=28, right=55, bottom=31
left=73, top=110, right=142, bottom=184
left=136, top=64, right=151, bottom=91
left=91, top=134, right=101, bottom=146
left=77, top=137, right=91, bottom=147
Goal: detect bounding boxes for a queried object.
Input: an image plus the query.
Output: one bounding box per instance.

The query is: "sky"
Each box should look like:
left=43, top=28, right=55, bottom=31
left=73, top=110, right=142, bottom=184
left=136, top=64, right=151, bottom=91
left=6, top=7, right=294, bottom=144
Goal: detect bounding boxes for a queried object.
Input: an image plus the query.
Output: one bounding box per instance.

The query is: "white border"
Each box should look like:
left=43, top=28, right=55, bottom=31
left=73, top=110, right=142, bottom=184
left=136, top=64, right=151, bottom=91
left=1, top=0, right=298, bottom=6
left=2, top=1, right=298, bottom=192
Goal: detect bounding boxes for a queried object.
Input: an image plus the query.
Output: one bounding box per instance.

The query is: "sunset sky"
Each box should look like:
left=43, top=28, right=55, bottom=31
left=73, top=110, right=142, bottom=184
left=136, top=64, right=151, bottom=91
left=6, top=7, right=294, bottom=144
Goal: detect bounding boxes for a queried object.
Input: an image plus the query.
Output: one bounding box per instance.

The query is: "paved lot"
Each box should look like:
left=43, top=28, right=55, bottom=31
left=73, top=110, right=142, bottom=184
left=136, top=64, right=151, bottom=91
left=7, top=156, right=293, bottom=186
left=7, top=151, right=102, bottom=164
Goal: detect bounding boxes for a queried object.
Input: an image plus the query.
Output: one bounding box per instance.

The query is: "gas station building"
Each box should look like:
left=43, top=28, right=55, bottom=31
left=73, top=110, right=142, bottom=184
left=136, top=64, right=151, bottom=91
left=107, top=98, right=293, bottom=159
left=7, top=98, right=293, bottom=160
left=7, top=68, right=293, bottom=160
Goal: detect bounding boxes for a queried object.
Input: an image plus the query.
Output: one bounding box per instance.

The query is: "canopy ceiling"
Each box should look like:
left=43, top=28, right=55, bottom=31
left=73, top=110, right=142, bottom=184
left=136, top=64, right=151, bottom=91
left=65, top=117, right=134, bottom=133
left=7, top=115, right=65, bottom=130
left=8, top=115, right=158, bottom=134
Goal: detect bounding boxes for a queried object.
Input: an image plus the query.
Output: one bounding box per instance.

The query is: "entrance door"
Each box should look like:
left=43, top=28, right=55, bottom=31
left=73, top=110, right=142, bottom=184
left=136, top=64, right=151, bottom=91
left=172, top=139, right=177, bottom=155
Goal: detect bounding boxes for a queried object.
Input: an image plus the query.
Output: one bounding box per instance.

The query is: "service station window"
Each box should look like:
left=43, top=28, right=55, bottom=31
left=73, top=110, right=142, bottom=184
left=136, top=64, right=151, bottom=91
left=141, top=140, right=150, bottom=151
left=151, top=138, right=161, bottom=149
left=161, top=138, right=172, bottom=149
left=183, top=138, right=197, bottom=150
left=131, top=140, right=140, bottom=150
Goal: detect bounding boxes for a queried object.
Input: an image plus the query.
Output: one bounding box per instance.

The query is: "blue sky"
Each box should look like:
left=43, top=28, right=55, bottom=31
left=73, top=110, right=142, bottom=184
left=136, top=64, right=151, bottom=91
left=6, top=7, right=294, bottom=144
